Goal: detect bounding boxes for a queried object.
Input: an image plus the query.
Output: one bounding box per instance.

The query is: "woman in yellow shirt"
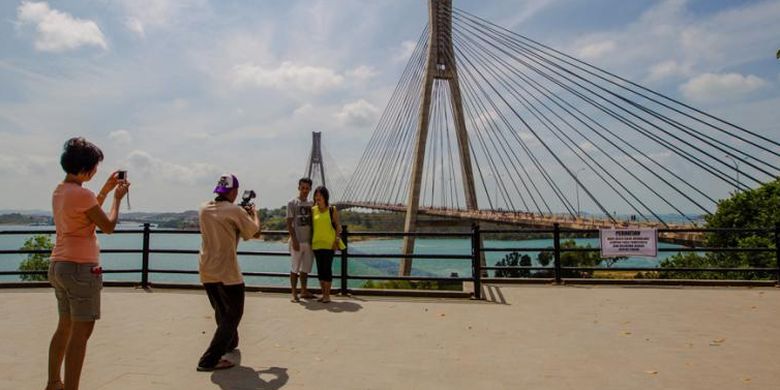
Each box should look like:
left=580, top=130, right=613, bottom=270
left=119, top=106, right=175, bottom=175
left=311, top=186, right=341, bottom=303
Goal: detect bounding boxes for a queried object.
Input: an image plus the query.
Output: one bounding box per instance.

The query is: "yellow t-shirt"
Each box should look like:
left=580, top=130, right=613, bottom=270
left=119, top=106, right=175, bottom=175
left=311, top=205, right=336, bottom=250
left=198, top=201, right=260, bottom=285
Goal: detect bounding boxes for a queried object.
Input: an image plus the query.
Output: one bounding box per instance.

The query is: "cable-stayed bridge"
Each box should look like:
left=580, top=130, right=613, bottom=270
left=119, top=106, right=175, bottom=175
left=309, top=0, right=779, bottom=273
left=303, top=131, right=349, bottom=197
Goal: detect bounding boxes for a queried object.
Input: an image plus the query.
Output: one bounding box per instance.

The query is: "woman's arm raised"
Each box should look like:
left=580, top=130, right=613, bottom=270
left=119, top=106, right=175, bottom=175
left=86, top=182, right=129, bottom=234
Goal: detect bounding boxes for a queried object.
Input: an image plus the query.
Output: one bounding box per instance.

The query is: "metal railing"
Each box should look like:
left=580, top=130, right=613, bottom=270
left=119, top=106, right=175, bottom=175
left=1, top=223, right=779, bottom=299
left=479, top=224, right=780, bottom=290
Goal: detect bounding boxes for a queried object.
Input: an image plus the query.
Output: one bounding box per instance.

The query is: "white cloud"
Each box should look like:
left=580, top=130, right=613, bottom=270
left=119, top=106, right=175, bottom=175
left=680, top=73, right=768, bottom=102
left=126, top=150, right=220, bottom=185
left=646, top=60, right=692, bottom=82
left=116, top=0, right=207, bottom=37
left=0, top=154, right=53, bottom=175
left=109, top=129, right=132, bottom=145
left=16, top=1, right=107, bottom=52
left=394, top=40, right=417, bottom=63
left=518, top=132, right=534, bottom=142
left=497, top=0, right=558, bottom=29
left=578, top=141, right=595, bottom=152
left=335, top=99, right=379, bottom=127
left=565, top=0, right=780, bottom=85
left=125, top=18, right=145, bottom=37
left=577, top=40, right=615, bottom=61
left=346, top=65, right=378, bottom=81
left=293, top=104, right=315, bottom=117
left=231, top=62, right=345, bottom=93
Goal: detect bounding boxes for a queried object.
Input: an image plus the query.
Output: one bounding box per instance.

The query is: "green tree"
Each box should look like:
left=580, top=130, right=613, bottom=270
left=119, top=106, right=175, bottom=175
left=494, top=252, right=532, bottom=278
left=659, top=178, right=779, bottom=280
left=18, top=235, right=54, bottom=281
left=537, top=250, right=553, bottom=267
left=559, top=239, right=601, bottom=277
left=361, top=279, right=461, bottom=291
left=534, top=240, right=626, bottom=278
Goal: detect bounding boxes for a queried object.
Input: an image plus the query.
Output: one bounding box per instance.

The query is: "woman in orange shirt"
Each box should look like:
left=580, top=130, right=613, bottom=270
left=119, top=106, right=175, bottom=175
left=45, top=138, right=129, bottom=390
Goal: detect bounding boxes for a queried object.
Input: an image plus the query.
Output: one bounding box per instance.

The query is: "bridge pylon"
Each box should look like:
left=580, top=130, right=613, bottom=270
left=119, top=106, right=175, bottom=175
left=400, top=0, right=482, bottom=276
left=306, top=131, right=327, bottom=189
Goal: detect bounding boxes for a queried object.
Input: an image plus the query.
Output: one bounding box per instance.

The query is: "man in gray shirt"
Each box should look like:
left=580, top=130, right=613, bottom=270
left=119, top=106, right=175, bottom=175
left=286, top=177, right=314, bottom=302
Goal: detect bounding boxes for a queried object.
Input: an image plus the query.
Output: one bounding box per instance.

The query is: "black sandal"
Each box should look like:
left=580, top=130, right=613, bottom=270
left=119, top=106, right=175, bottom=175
left=197, top=359, right=235, bottom=372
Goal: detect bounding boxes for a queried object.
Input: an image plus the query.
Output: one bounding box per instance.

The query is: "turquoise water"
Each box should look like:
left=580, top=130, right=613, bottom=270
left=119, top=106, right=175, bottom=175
left=0, top=225, right=684, bottom=286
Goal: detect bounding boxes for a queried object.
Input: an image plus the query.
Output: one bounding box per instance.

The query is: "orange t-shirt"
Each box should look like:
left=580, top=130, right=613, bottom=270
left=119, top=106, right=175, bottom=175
left=50, top=182, right=100, bottom=263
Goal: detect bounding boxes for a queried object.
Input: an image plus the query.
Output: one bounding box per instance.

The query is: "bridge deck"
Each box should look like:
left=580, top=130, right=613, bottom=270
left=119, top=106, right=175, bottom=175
left=338, top=201, right=705, bottom=245
left=3, top=286, right=778, bottom=389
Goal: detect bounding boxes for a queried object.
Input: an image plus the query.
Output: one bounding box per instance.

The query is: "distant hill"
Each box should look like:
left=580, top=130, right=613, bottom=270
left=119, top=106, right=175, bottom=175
left=0, top=209, right=51, bottom=216
left=0, top=213, right=53, bottom=225
left=0, top=210, right=199, bottom=228
left=121, top=211, right=200, bottom=229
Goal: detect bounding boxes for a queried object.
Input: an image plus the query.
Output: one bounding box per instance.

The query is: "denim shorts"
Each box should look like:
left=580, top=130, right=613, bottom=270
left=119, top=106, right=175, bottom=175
left=48, top=261, right=102, bottom=321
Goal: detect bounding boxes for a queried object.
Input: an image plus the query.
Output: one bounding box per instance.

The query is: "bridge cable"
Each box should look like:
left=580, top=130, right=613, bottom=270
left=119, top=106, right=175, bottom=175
left=454, top=11, right=776, bottom=185
left=453, top=8, right=780, bottom=162
left=454, top=33, right=661, bottom=224
left=459, top=31, right=698, bottom=222
left=452, top=15, right=732, bottom=210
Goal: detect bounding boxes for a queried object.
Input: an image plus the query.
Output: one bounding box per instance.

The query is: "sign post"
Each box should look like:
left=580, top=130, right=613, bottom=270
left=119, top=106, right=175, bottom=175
left=600, top=228, right=658, bottom=258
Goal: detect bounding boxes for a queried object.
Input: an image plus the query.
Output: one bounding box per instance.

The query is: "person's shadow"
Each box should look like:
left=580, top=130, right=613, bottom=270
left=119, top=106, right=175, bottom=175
left=300, top=299, right=362, bottom=313
left=211, top=350, right=289, bottom=390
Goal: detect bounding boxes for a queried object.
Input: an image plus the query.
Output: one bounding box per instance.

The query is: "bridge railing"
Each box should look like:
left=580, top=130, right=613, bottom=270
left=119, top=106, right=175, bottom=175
left=1, top=223, right=778, bottom=298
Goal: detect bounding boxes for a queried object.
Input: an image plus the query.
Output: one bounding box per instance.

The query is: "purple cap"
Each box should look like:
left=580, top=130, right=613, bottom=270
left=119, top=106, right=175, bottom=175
left=213, top=174, right=239, bottom=194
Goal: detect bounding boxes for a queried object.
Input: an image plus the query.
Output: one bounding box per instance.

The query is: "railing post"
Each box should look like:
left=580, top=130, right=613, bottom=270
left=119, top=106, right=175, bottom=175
left=340, top=225, right=349, bottom=296
left=553, top=223, right=562, bottom=285
left=775, top=224, right=779, bottom=287
left=141, top=223, right=150, bottom=288
left=471, top=223, right=482, bottom=299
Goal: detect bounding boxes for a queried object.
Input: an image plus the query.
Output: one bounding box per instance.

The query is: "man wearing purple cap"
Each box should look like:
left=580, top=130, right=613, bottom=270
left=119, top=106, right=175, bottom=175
left=196, top=174, right=260, bottom=371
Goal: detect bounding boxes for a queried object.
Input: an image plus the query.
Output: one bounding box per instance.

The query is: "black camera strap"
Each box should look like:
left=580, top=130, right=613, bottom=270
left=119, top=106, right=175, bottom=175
left=329, top=206, right=336, bottom=232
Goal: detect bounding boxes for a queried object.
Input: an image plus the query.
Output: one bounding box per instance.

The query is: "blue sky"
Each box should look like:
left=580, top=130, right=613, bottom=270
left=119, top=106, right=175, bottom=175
left=1, top=0, right=778, bottom=212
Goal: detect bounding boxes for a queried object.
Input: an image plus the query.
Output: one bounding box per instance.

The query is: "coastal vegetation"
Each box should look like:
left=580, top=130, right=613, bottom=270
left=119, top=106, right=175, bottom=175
left=18, top=234, right=53, bottom=281
left=490, top=179, right=779, bottom=280
left=494, top=240, right=627, bottom=278
left=360, top=280, right=462, bottom=291
left=650, top=178, right=779, bottom=280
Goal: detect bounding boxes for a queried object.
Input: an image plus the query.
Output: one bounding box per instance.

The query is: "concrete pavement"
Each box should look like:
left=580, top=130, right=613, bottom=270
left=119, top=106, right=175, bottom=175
left=1, top=285, right=778, bottom=389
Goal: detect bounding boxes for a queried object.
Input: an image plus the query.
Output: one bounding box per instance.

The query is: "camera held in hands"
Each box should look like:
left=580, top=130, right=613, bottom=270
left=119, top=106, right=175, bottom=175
left=240, top=190, right=256, bottom=208
left=116, top=170, right=131, bottom=210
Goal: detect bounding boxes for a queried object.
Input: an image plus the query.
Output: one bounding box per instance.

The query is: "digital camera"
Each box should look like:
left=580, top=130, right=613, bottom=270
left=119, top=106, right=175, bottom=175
left=240, top=190, right=256, bottom=208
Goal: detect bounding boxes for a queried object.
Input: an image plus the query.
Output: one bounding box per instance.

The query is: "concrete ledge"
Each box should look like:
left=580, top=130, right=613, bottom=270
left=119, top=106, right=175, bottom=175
left=2, top=278, right=777, bottom=294
left=482, top=277, right=555, bottom=284
left=559, top=278, right=778, bottom=287
left=0, top=281, right=141, bottom=289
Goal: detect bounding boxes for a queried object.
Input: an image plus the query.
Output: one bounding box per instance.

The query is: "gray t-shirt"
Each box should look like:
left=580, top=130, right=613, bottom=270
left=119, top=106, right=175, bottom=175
left=287, top=197, right=313, bottom=244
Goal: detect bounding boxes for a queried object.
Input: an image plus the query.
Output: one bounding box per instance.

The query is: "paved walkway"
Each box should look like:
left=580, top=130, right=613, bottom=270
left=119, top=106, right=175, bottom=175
left=1, top=285, right=778, bottom=389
